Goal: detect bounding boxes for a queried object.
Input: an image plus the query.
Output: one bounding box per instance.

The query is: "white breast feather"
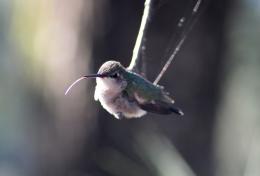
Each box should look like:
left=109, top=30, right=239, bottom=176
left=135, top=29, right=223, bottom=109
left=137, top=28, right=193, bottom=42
left=94, top=78, right=146, bottom=119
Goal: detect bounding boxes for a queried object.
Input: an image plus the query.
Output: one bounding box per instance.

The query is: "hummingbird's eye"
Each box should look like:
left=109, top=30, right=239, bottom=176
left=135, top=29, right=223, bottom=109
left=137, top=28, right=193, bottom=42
left=111, top=72, right=119, bottom=78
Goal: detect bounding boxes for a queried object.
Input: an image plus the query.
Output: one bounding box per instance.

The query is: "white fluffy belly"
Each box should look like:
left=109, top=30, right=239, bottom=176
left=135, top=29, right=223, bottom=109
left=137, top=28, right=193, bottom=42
left=96, top=90, right=146, bottom=119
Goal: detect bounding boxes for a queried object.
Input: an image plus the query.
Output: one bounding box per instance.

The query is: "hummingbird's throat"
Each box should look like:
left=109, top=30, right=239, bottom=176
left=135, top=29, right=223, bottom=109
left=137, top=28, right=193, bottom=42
left=96, top=77, right=122, bottom=93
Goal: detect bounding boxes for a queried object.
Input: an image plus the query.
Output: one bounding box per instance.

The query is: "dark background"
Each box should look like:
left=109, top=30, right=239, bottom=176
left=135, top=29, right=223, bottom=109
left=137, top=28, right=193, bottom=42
left=1, top=0, right=260, bottom=176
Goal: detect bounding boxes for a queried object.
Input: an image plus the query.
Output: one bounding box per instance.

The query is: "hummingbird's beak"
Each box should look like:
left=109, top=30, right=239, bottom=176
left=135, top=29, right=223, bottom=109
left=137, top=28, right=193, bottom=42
left=65, top=74, right=106, bottom=95
left=83, top=74, right=107, bottom=78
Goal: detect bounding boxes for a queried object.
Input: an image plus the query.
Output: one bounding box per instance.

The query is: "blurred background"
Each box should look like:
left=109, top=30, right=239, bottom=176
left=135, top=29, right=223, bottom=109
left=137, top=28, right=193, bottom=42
left=0, top=0, right=260, bottom=175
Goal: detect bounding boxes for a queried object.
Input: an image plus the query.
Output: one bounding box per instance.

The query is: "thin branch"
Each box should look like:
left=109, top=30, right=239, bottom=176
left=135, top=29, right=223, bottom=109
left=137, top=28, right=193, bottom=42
left=153, top=0, right=202, bottom=85
left=128, top=0, right=152, bottom=74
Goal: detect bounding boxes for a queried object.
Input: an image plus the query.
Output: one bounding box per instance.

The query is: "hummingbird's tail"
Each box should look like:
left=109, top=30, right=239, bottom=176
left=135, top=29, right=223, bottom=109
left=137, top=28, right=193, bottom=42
left=170, top=106, right=184, bottom=116
left=138, top=101, right=184, bottom=116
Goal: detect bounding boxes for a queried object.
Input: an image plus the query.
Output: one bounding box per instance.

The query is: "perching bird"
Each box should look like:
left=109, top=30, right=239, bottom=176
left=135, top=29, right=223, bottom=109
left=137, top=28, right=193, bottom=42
left=65, top=60, right=183, bottom=119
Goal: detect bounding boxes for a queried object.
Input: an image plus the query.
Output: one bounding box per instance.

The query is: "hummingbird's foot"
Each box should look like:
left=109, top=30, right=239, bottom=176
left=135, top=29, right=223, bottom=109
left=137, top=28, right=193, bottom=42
left=115, top=112, right=124, bottom=120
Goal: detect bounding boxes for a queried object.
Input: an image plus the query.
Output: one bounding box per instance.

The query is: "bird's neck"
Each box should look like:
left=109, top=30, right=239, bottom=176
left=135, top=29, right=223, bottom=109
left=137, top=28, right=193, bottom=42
left=96, top=78, right=122, bottom=95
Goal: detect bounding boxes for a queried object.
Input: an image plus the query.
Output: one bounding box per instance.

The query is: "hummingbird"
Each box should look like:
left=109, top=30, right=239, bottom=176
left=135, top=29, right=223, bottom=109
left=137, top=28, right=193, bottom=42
left=65, top=60, right=183, bottom=119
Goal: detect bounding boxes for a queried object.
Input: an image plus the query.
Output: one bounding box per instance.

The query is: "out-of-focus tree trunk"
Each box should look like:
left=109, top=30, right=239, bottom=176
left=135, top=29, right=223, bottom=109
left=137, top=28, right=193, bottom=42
left=215, top=0, right=260, bottom=175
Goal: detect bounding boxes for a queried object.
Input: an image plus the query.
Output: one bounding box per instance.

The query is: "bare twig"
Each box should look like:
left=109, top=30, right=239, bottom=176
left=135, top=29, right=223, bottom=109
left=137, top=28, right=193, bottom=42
left=128, top=0, right=152, bottom=75
left=153, top=0, right=202, bottom=85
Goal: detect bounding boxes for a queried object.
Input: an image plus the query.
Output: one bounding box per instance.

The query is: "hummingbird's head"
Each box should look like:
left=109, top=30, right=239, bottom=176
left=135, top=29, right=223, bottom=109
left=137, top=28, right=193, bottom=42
left=97, top=60, right=124, bottom=75
left=96, top=61, right=127, bottom=91
left=65, top=60, right=127, bottom=95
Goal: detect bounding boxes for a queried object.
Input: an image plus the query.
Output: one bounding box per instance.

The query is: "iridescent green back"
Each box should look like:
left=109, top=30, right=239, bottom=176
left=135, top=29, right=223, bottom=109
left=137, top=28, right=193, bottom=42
left=124, top=71, right=174, bottom=104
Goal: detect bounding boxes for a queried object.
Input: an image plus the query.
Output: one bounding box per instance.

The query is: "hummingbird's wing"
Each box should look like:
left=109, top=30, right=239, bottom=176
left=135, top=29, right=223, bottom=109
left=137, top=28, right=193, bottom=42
left=124, top=72, right=184, bottom=115
left=125, top=72, right=175, bottom=104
